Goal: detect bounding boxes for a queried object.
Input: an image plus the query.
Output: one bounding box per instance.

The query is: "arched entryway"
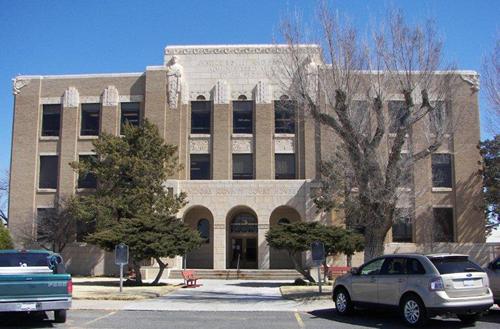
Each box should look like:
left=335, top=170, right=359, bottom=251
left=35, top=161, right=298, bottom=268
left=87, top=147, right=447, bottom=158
left=183, top=206, right=214, bottom=269
left=269, top=205, right=302, bottom=269
left=226, top=206, right=258, bottom=269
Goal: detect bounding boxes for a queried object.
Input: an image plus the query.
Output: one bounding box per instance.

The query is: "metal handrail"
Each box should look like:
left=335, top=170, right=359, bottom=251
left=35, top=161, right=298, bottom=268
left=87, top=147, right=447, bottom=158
left=236, top=254, right=241, bottom=279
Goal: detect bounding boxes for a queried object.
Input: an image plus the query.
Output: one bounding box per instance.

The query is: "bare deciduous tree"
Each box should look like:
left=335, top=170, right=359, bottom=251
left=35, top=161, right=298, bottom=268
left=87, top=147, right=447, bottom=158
left=482, top=37, right=500, bottom=132
left=0, top=170, right=8, bottom=224
left=277, top=6, right=459, bottom=261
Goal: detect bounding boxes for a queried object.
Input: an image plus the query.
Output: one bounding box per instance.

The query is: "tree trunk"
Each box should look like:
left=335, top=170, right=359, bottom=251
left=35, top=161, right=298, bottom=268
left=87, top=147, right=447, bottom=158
left=363, top=228, right=386, bottom=262
left=346, top=255, right=352, bottom=267
left=152, top=257, right=167, bottom=285
left=132, top=259, right=143, bottom=285
left=289, top=252, right=316, bottom=283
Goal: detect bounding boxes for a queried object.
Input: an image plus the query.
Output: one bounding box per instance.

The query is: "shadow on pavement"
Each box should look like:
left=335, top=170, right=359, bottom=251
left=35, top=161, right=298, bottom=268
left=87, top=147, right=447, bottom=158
left=308, top=308, right=500, bottom=328
left=0, top=312, right=55, bottom=328
left=226, top=281, right=284, bottom=288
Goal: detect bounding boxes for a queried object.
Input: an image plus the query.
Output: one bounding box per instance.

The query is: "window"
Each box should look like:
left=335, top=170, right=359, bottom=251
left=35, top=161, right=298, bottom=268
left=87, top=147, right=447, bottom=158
left=406, top=258, right=426, bottom=275
left=78, top=155, right=97, bottom=189
left=36, top=208, right=54, bottom=242
left=429, top=101, right=449, bottom=134
left=274, top=98, right=296, bottom=134
left=429, top=256, right=483, bottom=274
left=233, top=154, right=253, bottom=180
left=392, top=209, right=413, bottom=242
left=380, top=258, right=406, bottom=275
left=197, top=219, right=210, bottom=243
left=120, top=102, right=140, bottom=134
left=360, top=258, right=385, bottom=275
left=432, top=154, right=452, bottom=188
left=191, top=101, right=211, bottom=134
left=433, top=208, right=454, bottom=242
left=76, top=220, right=95, bottom=243
left=278, top=218, right=290, bottom=225
left=81, top=103, right=100, bottom=136
left=41, top=104, right=61, bottom=137
left=275, top=154, right=295, bottom=179
left=39, top=155, right=58, bottom=189
left=190, top=154, right=210, bottom=180
left=233, top=101, right=253, bottom=134
left=230, top=213, right=257, bottom=233
left=388, top=101, right=406, bottom=133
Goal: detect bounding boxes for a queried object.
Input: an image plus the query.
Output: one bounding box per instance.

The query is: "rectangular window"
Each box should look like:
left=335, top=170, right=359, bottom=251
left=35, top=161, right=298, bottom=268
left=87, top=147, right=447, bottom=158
left=233, top=101, right=253, bottom=134
left=432, top=154, right=452, bottom=188
left=80, top=103, right=100, bottom=136
left=120, top=102, right=140, bottom=134
left=433, top=208, right=454, bottom=242
left=388, top=101, right=406, bottom=134
left=233, top=154, right=253, bottom=179
left=191, top=101, right=211, bottom=134
left=392, top=209, right=413, bottom=242
left=41, top=104, right=61, bottom=137
left=36, top=208, right=54, bottom=242
left=39, top=155, right=58, bottom=189
left=275, top=154, right=296, bottom=179
left=190, top=154, right=210, bottom=180
left=274, top=100, right=296, bottom=134
left=78, top=155, right=97, bottom=189
left=76, top=220, right=95, bottom=242
left=429, top=101, right=449, bottom=134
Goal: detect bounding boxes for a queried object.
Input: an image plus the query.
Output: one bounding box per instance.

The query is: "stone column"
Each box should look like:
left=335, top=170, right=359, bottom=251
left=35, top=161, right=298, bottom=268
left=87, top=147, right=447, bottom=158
left=58, top=87, right=79, bottom=198
left=258, top=213, right=270, bottom=269
left=144, top=67, right=167, bottom=139
left=212, top=103, right=231, bottom=179
left=213, top=222, right=226, bottom=269
left=101, top=86, right=119, bottom=135
left=255, top=103, right=274, bottom=179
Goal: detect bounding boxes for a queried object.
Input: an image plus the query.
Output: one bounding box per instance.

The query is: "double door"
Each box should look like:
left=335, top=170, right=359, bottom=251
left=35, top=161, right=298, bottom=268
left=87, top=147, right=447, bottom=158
left=230, top=237, right=257, bottom=269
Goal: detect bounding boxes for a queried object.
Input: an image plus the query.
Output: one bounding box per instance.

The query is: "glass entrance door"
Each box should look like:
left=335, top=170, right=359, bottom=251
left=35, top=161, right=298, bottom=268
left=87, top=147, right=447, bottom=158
left=230, top=238, right=258, bottom=269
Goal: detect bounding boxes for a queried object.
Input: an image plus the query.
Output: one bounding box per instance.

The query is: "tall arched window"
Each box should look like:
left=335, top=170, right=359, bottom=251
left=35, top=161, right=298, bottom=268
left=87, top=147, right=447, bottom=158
left=197, top=218, right=210, bottom=243
left=277, top=218, right=290, bottom=225
left=230, top=213, right=258, bottom=233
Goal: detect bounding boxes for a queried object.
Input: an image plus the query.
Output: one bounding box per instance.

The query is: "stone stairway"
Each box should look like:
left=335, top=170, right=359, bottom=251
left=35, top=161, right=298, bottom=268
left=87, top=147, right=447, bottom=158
left=141, top=267, right=301, bottom=281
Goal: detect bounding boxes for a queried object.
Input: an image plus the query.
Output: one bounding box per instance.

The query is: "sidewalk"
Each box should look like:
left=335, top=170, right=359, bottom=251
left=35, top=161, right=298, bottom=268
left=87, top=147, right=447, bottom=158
left=72, top=279, right=333, bottom=312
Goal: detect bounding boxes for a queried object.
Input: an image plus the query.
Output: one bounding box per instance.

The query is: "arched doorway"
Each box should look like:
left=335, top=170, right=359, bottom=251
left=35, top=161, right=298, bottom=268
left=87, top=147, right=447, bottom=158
left=183, top=206, right=214, bottom=269
left=269, top=206, right=302, bottom=269
left=226, top=207, right=258, bottom=269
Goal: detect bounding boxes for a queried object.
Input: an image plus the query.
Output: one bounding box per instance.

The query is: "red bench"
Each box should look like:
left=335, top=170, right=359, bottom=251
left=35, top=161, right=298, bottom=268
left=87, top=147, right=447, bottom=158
left=181, top=270, right=199, bottom=287
left=325, top=266, right=351, bottom=279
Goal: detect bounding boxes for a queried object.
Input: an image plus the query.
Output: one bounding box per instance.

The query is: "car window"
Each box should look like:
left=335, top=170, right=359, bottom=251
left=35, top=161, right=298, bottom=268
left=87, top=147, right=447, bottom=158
left=407, top=258, right=426, bottom=274
left=380, top=258, right=406, bottom=275
left=493, top=258, right=500, bottom=270
left=0, top=253, right=50, bottom=267
left=360, top=258, right=385, bottom=276
left=428, top=256, right=484, bottom=274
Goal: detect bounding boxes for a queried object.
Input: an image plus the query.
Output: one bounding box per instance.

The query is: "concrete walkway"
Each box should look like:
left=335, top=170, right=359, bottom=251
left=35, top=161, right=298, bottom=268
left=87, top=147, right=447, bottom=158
left=73, top=279, right=333, bottom=312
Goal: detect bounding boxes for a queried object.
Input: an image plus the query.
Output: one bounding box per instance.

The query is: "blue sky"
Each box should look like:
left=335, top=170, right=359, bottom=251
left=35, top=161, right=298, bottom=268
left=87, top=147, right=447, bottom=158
left=0, top=0, right=498, bottom=175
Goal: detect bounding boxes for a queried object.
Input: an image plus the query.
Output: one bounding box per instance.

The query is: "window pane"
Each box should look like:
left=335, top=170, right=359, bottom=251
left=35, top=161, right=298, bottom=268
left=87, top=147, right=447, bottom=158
left=433, top=208, right=454, bottom=242
left=392, top=208, right=413, bottom=242
left=190, top=154, right=210, bottom=180
left=233, top=154, right=253, bottom=180
left=191, top=101, right=211, bottom=134
left=274, top=100, right=296, bottom=134
left=275, top=154, right=295, bottom=179
left=120, top=102, right=140, bottom=134
left=197, top=219, right=210, bottom=243
left=81, top=103, right=100, bottom=136
left=429, top=256, right=483, bottom=274
left=233, top=101, right=253, bottom=134
left=360, top=258, right=384, bottom=275
left=406, top=259, right=426, bottom=275
left=42, top=104, right=61, bottom=137
left=432, top=154, right=452, bottom=187
left=78, top=155, right=97, bottom=188
left=380, top=258, right=406, bottom=275
left=388, top=101, right=405, bottom=133
left=39, top=156, right=58, bottom=189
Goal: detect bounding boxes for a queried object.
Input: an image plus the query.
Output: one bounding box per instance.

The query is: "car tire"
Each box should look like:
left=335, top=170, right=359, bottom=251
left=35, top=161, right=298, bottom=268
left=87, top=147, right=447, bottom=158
left=334, top=287, right=353, bottom=315
left=400, top=294, right=428, bottom=327
left=457, top=313, right=481, bottom=325
left=54, top=310, right=67, bottom=323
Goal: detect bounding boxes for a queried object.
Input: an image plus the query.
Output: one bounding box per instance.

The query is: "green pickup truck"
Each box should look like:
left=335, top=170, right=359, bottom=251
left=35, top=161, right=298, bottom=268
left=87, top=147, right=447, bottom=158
left=0, top=250, right=72, bottom=323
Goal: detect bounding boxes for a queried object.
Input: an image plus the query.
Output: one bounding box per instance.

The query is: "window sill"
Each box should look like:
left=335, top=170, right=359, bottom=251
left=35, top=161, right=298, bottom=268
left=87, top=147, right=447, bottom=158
left=432, top=187, right=453, bottom=192
left=274, top=133, right=295, bottom=138
left=37, top=188, right=57, bottom=193
left=39, top=136, right=59, bottom=141
left=78, top=135, right=99, bottom=140
left=76, top=188, right=96, bottom=193
left=190, top=134, right=211, bottom=139
left=232, top=133, right=253, bottom=138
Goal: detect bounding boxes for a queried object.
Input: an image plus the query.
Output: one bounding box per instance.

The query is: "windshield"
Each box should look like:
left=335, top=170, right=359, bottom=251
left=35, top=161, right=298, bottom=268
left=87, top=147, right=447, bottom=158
left=0, top=253, right=50, bottom=267
left=428, top=256, right=484, bottom=274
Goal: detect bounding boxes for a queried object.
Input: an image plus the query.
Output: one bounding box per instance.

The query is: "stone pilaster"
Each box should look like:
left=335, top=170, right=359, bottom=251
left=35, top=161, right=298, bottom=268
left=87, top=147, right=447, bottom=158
left=212, top=104, right=231, bottom=179
left=213, top=221, right=226, bottom=269
left=101, top=86, right=119, bottom=135
left=258, top=221, right=270, bottom=269
left=144, top=68, right=167, bottom=138
left=255, top=103, right=273, bottom=179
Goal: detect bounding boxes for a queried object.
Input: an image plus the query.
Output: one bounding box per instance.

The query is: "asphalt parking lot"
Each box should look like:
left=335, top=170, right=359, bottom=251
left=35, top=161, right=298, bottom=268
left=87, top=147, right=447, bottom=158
left=1, top=309, right=499, bottom=329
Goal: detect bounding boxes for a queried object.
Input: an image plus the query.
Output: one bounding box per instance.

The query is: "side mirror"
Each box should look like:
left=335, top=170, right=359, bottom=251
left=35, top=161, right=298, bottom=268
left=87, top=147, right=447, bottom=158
left=350, top=267, right=360, bottom=275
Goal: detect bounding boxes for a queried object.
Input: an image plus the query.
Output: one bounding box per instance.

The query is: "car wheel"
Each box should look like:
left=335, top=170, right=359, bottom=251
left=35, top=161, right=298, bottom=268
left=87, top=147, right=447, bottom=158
left=400, top=294, right=428, bottom=327
left=334, top=288, right=353, bottom=315
left=457, top=313, right=481, bottom=325
left=54, top=310, right=67, bottom=323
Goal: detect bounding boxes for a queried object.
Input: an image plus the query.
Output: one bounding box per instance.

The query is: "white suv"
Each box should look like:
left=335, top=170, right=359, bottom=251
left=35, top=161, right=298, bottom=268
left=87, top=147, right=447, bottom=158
left=333, top=254, right=493, bottom=327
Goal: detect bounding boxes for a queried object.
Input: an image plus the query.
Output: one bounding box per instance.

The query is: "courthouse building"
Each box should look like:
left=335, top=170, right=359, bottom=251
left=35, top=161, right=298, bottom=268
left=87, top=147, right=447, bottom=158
left=8, top=44, right=484, bottom=274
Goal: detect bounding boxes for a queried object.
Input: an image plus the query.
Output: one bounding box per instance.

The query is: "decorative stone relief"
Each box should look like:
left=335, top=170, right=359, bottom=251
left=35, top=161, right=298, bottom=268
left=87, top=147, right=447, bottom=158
left=165, top=45, right=320, bottom=56
left=181, top=80, right=190, bottom=105
left=254, top=80, right=272, bottom=104
left=274, top=135, right=295, bottom=153
left=166, top=56, right=183, bottom=109
left=12, top=77, right=30, bottom=95
left=63, top=87, right=79, bottom=108
left=189, top=136, right=211, bottom=154
left=460, top=74, right=480, bottom=92
left=231, top=90, right=252, bottom=100
left=178, top=180, right=308, bottom=197
left=212, top=80, right=230, bottom=104
left=304, top=56, right=318, bottom=102
left=232, top=136, right=253, bottom=153
left=102, top=85, right=119, bottom=106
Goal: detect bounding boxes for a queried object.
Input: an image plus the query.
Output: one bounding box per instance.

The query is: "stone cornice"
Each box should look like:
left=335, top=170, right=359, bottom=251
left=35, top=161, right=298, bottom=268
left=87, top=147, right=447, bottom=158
left=164, top=44, right=320, bottom=56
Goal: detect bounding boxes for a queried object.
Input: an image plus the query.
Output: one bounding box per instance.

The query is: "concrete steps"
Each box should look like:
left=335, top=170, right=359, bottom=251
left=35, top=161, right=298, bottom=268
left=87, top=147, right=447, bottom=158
left=140, top=267, right=301, bottom=281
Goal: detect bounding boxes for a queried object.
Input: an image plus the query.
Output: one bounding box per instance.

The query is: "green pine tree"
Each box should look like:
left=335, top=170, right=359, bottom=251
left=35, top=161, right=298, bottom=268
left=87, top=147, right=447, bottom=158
left=0, top=225, right=14, bottom=250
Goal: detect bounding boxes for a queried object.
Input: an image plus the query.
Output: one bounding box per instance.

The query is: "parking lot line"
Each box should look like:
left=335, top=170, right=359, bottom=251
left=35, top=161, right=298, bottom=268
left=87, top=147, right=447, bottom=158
left=84, top=310, right=117, bottom=326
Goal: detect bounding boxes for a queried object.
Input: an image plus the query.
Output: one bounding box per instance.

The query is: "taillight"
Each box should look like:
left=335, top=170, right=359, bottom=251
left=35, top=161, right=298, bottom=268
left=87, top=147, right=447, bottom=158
left=429, top=277, right=444, bottom=291
left=67, top=280, right=73, bottom=294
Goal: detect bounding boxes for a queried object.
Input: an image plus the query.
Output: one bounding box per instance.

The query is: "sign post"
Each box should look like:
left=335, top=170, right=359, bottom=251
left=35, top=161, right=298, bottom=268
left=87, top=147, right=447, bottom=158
left=311, top=241, right=325, bottom=293
left=115, top=243, right=129, bottom=293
